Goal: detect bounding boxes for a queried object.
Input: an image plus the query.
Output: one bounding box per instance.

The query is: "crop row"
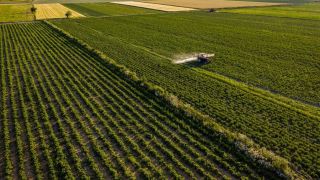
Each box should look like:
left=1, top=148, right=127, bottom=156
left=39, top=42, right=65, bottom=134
left=51, top=13, right=320, bottom=178
left=0, top=22, right=284, bottom=179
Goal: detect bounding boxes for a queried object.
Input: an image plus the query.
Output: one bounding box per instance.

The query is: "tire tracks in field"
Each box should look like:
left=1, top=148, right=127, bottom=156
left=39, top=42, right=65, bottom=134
left=192, top=68, right=320, bottom=120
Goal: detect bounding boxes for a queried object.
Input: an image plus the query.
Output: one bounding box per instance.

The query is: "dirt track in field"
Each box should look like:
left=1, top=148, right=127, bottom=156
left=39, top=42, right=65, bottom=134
left=112, top=1, right=195, bottom=11
left=144, top=0, right=285, bottom=9
left=35, top=3, right=85, bottom=19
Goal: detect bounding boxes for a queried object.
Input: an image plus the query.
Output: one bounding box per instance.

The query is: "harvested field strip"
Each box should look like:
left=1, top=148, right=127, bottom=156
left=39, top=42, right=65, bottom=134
left=145, top=0, right=285, bottom=9
left=0, top=22, right=283, bottom=179
left=35, top=3, right=84, bottom=20
left=112, top=1, right=195, bottom=11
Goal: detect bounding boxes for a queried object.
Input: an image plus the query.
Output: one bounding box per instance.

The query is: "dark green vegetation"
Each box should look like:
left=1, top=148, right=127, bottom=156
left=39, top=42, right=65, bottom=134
left=223, top=2, right=320, bottom=20
left=65, top=2, right=160, bottom=17
left=53, top=11, right=320, bottom=178
left=0, top=22, right=287, bottom=179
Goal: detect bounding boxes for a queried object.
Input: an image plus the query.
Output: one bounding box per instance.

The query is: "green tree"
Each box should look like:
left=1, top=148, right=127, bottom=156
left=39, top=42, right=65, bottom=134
left=65, top=11, right=72, bottom=19
left=31, top=5, right=37, bottom=20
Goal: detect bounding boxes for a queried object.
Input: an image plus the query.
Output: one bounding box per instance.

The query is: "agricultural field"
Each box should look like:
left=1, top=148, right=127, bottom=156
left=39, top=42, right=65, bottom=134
left=144, top=0, right=285, bottom=9
left=227, top=0, right=313, bottom=3
left=0, top=0, right=30, bottom=3
left=34, top=0, right=119, bottom=3
left=1, top=0, right=320, bottom=178
left=0, top=21, right=290, bottom=179
left=35, top=3, right=84, bottom=20
left=65, top=2, right=160, bottom=17
left=223, top=2, right=320, bottom=20
left=33, top=0, right=137, bottom=3
left=111, top=1, right=195, bottom=12
left=53, top=11, right=320, bottom=178
left=0, top=4, right=33, bottom=22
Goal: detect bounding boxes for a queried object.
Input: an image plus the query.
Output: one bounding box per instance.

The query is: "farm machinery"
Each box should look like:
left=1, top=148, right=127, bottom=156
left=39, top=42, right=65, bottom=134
left=174, top=53, right=215, bottom=64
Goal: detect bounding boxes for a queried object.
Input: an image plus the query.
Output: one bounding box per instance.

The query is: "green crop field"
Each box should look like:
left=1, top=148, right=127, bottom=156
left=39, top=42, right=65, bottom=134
left=223, top=3, right=320, bottom=20
left=0, top=4, right=33, bottom=23
left=1, top=0, right=319, bottom=178
left=65, top=3, right=160, bottom=17
left=53, top=12, right=320, bottom=178
left=0, top=0, right=30, bottom=3
left=0, top=21, right=288, bottom=179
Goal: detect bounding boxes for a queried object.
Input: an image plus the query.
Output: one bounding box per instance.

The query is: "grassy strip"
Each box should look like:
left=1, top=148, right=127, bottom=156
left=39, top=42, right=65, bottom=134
left=43, top=20, right=310, bottom=179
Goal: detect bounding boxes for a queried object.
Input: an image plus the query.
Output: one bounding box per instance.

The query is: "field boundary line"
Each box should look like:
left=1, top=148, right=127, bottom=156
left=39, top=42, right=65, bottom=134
left=49, top=11, right=178, bottom=22
left=43, top=20, right=311, bottom=179
left=0, top=21, right=39, bottom=25
left=88, top=11, right=166, bottom=18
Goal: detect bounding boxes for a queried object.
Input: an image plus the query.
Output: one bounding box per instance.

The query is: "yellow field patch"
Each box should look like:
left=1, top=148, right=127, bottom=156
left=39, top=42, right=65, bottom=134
left=112, top=1, right=195, bottom=12
left=35, top=3, right=85, bottom=20
left=144, top=0, right=285, bottom=9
